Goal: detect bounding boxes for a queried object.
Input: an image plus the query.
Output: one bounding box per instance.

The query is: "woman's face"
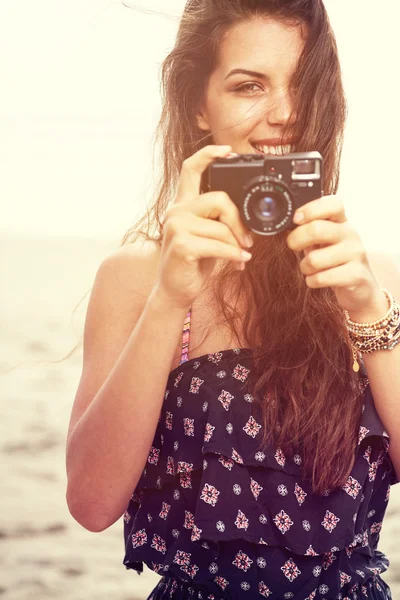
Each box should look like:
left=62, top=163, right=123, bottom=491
left=197, top=17, right=306, bottom=156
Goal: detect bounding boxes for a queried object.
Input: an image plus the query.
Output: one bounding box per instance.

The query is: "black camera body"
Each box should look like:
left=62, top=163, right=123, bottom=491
left=207, top=151, right=323, bottom=236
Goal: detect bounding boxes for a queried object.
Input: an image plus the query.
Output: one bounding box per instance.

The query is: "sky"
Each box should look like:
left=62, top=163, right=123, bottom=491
left=1, top=0, right=400, bottom=252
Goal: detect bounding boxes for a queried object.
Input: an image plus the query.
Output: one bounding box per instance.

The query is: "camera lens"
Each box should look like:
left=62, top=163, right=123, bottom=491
left=243, top=178, right=293, bottom=234
left=252, top=191, right=287, bottom=224
left=258, top=196, right=277, bottom=221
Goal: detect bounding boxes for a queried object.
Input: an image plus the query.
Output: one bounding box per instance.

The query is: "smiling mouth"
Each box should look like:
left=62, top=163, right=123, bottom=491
left=250, top=142, right=296, bottom=156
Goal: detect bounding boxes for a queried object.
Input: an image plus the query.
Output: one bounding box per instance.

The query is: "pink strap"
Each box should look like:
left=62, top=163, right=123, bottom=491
left=180, top=307, right=192, bottom=365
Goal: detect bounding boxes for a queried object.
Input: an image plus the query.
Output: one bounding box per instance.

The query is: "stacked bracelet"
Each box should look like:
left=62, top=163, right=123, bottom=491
left=344, top=288, right=400, bottom=372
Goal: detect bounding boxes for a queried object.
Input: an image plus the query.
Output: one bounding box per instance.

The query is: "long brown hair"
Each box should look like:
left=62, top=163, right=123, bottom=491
left=119, top=0, right=366, bottom=496
left=21, top=0, right=363, bottom=496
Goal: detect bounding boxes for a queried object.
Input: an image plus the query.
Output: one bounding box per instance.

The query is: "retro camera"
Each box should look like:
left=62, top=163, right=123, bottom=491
left=207, top=151, right=323, bottom=236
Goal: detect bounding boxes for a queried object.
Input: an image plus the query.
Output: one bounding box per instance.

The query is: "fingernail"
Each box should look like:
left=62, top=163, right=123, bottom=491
left=245, top=234, right=253, bottom=247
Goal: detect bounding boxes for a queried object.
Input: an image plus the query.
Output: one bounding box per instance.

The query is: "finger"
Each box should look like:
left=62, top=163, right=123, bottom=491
left=175, top=145, right=232, bottom=205
left=300, top=240, right=365, bottom=277
left=293, top=195, right=347, bottom=225
left=178, top=213, right=243, bottom=251
left=187, top=216, right=246, bottom=271
left=172, top=232, right=252, bottom=265
left=303, top=243, right=321, bottom=258
left=287, top=220, right=350, bottom=252
left=197, top=191, right=254, bottom=248
left=304, top=261, right=365, bottom=289
left=165, top=212, right=250, bottom=272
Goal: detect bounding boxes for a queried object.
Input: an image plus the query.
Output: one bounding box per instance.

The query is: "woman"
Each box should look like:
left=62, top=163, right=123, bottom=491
left=66, top=0, right=400, bottom=598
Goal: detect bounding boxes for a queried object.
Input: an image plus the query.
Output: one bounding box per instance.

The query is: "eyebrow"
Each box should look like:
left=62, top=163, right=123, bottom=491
left=224, top=68, right=269, bottom=81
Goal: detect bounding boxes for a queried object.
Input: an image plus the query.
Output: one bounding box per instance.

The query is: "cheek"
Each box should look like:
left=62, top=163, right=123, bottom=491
left=208, top=100, right=261, bottom=142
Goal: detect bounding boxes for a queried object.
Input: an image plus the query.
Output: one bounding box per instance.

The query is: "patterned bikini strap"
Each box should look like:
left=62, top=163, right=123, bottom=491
left=180, top=306, right=192, bottom=365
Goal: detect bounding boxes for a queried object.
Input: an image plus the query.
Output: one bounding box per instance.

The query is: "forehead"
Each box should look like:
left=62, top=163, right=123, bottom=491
left=216, top=17, right=306, bottom=79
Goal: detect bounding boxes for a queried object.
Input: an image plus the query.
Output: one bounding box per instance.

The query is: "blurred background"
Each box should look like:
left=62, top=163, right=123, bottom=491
left=1, top=1, right=399, bottom=598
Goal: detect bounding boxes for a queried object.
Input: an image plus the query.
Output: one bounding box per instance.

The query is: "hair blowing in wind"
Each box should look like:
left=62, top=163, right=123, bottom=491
left=119, top=0, right=362, bottom=496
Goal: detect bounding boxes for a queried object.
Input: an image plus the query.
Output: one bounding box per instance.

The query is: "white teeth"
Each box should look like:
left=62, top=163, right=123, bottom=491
left=253, top=144, right=294, bottom=155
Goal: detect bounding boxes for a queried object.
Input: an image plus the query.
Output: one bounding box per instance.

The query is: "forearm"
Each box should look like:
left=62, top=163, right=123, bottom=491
left=348, top=291, right=400, bottom=479
left=66, top=287, right=189, bottom=532
left=361, top=344, right=400, bottom=435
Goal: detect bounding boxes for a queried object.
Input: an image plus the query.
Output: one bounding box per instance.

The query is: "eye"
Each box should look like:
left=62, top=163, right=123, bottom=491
left=235, top=82, right=264, bottom=94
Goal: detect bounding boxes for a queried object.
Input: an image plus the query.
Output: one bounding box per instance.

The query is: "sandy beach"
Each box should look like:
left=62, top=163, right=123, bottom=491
left=1, top=232, right=399, bottom=600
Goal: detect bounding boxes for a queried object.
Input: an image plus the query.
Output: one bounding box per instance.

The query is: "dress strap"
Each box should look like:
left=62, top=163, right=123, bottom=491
left=180, top=306, right=192, bottom=365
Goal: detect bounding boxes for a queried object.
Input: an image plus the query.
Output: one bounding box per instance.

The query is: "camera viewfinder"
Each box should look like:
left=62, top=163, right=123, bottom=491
left=292, top=159, right=320, bottom=180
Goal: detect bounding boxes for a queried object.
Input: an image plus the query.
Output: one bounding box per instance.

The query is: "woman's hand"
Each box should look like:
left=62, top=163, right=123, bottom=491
left=154, top=145, right=254, bottom=310
left=286, top=195, right=387, bottom=317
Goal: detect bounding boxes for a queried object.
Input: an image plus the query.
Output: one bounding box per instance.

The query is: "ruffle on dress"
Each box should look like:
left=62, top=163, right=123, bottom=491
left=122, top=349, right=396, bottom=597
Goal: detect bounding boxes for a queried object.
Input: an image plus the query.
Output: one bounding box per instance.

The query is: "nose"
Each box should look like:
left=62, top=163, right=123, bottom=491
left=266, top=87, right=296, bottom=127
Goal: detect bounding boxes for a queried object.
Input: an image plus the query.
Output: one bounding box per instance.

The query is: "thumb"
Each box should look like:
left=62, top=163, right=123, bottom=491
left=175, top=145, right=232, bottom=204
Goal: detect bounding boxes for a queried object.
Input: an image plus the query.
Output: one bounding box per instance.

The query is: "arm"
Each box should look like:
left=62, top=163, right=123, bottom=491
left=348, top=252, right=400, bottom=483
left=65, top=247, right=189, bottom=532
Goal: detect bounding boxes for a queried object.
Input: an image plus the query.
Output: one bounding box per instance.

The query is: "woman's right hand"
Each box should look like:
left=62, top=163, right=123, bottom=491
left=154, top=145, right=254, bottom=310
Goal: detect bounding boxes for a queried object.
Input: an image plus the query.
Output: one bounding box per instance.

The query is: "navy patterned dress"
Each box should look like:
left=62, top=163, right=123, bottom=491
left=123, top=307, right=398, bottom=599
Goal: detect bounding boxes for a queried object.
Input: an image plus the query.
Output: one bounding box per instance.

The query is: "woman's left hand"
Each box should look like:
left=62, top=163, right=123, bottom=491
left=286, top=195, right=386, bottom=316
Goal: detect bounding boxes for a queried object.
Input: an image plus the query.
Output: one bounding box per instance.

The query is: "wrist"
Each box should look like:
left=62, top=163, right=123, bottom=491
left=149, top=284, right=192, bottom=314
left=346, top=288, right=389, bottom=324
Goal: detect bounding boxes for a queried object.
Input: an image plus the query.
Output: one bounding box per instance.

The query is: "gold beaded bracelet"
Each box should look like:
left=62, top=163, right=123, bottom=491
left=344, top=288, right=400, bottom=372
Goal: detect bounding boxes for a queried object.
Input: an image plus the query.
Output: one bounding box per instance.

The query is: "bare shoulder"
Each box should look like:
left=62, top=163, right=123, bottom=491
left=86, top=237, right=164, bottom=358
left=66, top=239, right=162, bottom=447
left=100, top=239, right=162, bottom=303
left=106, top=238, right=161, bottom=269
